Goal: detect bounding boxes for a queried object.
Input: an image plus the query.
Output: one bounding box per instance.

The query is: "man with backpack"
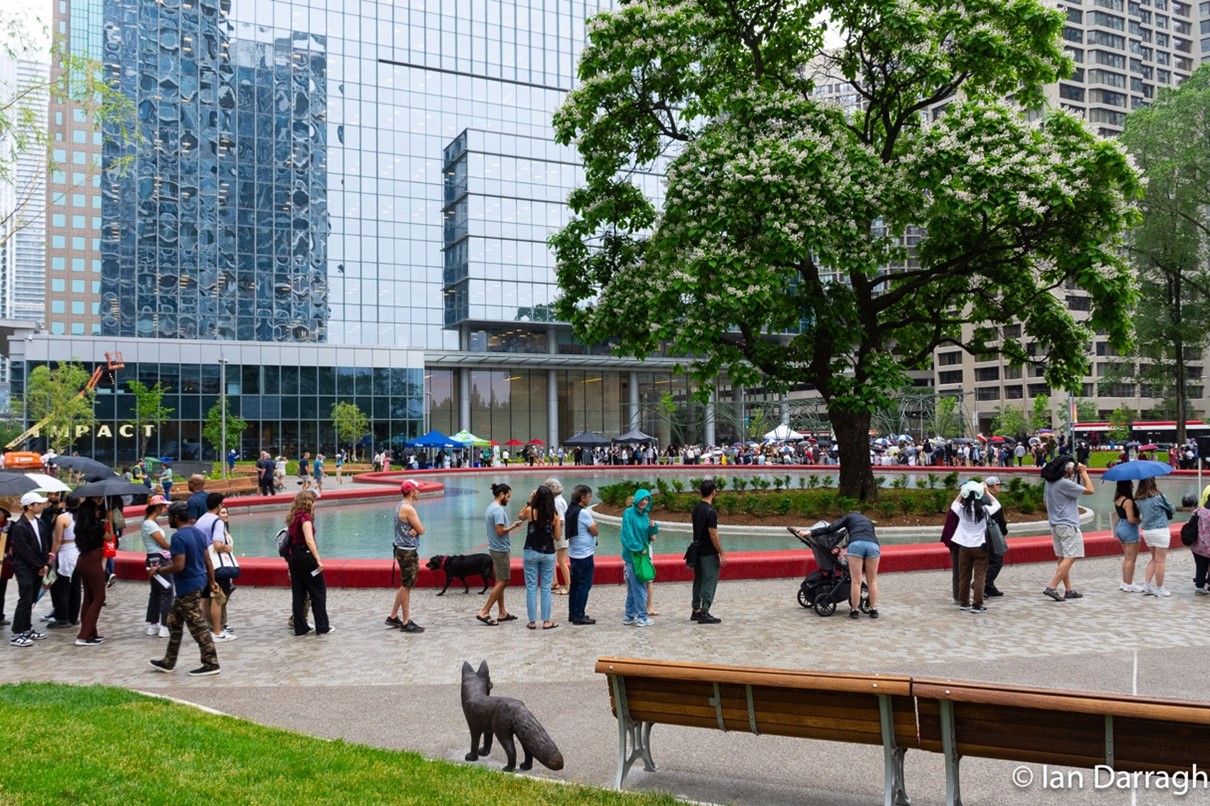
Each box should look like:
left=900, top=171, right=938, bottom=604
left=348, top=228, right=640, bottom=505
left=148, top=503, right=220, bottom=676
left=1042, top=458, right=1094, bottom=602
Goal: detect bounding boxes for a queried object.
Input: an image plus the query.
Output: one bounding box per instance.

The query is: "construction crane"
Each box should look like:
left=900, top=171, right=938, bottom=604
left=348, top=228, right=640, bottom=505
left=4, top=352, right=125, bottom=451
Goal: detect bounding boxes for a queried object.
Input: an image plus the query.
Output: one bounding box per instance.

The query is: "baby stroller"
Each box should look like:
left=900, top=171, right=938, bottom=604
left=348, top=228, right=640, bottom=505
left=792, top=525, right=870, bottom=617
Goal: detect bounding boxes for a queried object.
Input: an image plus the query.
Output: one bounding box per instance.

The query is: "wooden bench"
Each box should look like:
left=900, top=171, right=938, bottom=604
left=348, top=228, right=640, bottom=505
left=595, top=657, right=916, bottom=805
left=913, top=678, right=1210, bottom=806
left=167, top=475, right=260, bottom=500
left=598, top=658, right=1210, bottom=806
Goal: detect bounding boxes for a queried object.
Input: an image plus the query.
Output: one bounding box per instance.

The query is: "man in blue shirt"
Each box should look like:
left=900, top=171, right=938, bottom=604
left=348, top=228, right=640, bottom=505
left=149, top=503, right=220, bottom=676
left=185, top=475, right=208, bottom=521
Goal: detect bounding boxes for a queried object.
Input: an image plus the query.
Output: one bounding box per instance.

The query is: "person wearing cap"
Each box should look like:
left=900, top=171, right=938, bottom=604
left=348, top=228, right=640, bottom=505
left=140, top=495, right=172, bottom=637
left=8, top=491, right=50, bottom=647
left=951, top=481, right=1001, bottom=614
left=385, top=480, right=425, bottom=633
left=982, top=477, right=1009, bottom=598
left=148, top=502, right=220, bottom=676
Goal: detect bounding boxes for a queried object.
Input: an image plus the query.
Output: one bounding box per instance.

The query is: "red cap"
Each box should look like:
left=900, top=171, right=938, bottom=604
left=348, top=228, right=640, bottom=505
left=400, top=479, right=420, bottom=496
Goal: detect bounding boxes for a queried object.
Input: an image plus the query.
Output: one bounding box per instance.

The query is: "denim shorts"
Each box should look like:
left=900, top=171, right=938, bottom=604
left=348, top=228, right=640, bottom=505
left=846, top=540, right=881, bottom=559
left=1115, top=522, right=1140, bottom=544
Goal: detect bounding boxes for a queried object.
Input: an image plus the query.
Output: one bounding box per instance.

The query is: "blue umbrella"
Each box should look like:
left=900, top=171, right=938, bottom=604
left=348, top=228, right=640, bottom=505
left=1102, top=460, right=1174, bottom=482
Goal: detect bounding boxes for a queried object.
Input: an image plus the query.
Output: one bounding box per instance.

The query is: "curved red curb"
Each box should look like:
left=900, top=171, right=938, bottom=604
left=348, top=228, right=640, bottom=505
left=113, top=525, right=1183, bottom=589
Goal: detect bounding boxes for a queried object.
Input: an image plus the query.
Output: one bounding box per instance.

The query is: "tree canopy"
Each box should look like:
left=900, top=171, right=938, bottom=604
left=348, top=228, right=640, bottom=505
left=126, top=381, right=174, bottom=459
left=331, top=402, right=370, bottom=460
left=23, top=362, right=95, bottom=452
left=1118, top=65, right=1210, bottom=440
left=552, top=0, right=1142, bottom=499
left=202, top=399, right=246, bottom=463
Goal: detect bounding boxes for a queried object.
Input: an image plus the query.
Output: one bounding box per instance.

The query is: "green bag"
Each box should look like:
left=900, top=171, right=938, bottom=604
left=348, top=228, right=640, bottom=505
left=631, top=550, right=656, bottom=583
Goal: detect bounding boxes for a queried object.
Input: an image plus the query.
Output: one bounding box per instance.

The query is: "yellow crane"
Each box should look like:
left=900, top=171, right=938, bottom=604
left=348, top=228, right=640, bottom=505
left=5, top=352, right=125, bottom=451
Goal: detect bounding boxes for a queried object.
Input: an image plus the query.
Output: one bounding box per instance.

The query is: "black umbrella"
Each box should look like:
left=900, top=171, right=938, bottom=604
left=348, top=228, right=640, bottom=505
left=73, top=478, right=151, bottom=498
left=0, top=473, right=40, bottom=497
left=563, top=430, right=612, bottom=447
left=54, top=456, right=115, bottom=481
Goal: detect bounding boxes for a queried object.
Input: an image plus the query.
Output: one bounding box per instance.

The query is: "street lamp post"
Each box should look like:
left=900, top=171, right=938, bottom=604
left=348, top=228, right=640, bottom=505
left=218, top=357, right=228, bottom=480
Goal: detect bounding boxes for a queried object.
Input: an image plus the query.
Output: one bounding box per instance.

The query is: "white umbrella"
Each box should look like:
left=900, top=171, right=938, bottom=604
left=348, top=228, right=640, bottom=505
left=22, top=473, right=71, bottom=493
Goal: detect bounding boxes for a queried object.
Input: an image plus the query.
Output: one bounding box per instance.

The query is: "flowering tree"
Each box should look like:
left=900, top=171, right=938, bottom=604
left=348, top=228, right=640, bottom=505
left=552, top=0, right=1142, bottom=500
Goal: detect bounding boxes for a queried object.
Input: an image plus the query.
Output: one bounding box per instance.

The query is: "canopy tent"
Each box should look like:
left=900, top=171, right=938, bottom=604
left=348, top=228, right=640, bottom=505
left=613, top=428, right=657, bottom=445
left=563, top=430, right=611, bottom=447
left=405, top=430, right=461, bottom=449
left=764, top=424, right=806, bottom=442
left=450, top=430, right=492, bottom=447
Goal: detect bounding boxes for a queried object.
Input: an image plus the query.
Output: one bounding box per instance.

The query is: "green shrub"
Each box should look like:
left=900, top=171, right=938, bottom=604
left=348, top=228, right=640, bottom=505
left=927, top=473, right=939, bottom=489
left=942, top=472, right=959, bottom=490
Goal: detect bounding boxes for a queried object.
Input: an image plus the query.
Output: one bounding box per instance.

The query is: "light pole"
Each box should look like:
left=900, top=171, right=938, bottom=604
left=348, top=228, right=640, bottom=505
left=218, top=356, right=228, bottom=480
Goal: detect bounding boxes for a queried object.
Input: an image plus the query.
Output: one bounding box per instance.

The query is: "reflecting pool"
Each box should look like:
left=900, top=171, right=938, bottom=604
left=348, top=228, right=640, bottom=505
left=212, top=470, right=1208, bottom=559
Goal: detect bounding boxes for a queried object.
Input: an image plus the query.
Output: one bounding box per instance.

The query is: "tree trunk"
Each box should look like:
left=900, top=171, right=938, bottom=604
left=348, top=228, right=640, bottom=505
left=831, top=409, right=879, bottom=502
left=1173, top=273, right=1187, bottom=445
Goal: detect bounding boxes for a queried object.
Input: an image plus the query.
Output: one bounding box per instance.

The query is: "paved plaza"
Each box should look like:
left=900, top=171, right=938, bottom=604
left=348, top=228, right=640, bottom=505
left=4, top=554, right=1210, bottom=805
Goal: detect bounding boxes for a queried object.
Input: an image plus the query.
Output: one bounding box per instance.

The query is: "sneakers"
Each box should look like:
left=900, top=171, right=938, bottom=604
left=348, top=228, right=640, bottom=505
left=696, top=613, right=721, bottom=624
left=690, top=611, right=702, bottom=622
left=75, top=637, right=104, bottom=646
left=401, top=621, right=425, bottom=633
left=148, top=658, right=174, bottom=673
left=869, top=609, right=880, bottom=619
left=9, top=634, right=32, bottom=648
left=849, top=609, right=860, bottom=619
left=634, top=617, right=651, bottom=627
left=1196, top=586, right=1210, bottom=596
left=159, top=625, right=169, bottom=638
left=212, top=630, right=236, bottom=643
left=1142, top=584, right=1157, bottom=596
left=27, top=631, right=47, bottom=641
left=146, top=623, right=160, bottom=636
left=984, top=587, right=1004, bottom=598
left=1120, top=582, right=1144, bottom=592
left=188, top=664, right=221, bottom=677
left=622, top=616, right=637, bottom=626
left=46, top=619, right=71, bottom=629
left=1064, top=590, right=1083, bottom=600
left=106, top=574, right=117, bottom=588
left=970, top=606, right=989, bottom=614
left=1043, top=587, right=1065, bottom=602
left=571, top=617, right=597, bottom=625
left=384, top=616, right=404, bottom=629
left=1155, top=586, right=1171, bottom=597
left=959, top=605, right=972, bottom=612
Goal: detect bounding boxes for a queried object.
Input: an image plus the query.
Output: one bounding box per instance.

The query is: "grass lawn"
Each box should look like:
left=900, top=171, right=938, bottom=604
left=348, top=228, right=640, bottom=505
left=0, top=683, right=676, bottom=806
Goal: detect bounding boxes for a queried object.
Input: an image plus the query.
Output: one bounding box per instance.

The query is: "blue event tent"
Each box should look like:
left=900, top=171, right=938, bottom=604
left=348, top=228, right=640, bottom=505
left=405, top=430, right=460, bottom=449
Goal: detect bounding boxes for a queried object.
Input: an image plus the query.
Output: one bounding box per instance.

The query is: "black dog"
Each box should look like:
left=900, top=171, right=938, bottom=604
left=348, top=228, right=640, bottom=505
left=427, top=553, right=494, bottom=595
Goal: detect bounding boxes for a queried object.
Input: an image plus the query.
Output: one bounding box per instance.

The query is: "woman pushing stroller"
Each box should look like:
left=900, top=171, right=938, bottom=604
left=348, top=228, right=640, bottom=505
left=793, top=513, right=880, bottom=619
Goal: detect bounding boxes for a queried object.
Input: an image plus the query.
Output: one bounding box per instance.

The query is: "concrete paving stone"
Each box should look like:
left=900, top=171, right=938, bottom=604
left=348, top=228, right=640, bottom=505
left=3, top=553, right=1210, bottom=804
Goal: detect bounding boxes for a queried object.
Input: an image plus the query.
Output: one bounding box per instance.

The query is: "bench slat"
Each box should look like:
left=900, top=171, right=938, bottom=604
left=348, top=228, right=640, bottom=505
left=596, top=657, right=912, bottom=697
left=914, top=679, right=1210, bottom=724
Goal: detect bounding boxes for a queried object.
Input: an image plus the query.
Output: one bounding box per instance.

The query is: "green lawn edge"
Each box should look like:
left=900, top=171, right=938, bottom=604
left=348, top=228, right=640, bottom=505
left=0, top=683, right=676, bottom=806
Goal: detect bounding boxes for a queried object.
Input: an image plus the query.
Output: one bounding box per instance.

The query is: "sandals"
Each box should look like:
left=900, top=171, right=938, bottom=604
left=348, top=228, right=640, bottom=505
left=498, top=613, right=518, bottom=622
left=553, top=588, right=569, bottom=595
left=526, top=622, right=537, bottom=630
left=475, top=614, right=498, bottom=626
left=542, top=622, right=558, bottom=630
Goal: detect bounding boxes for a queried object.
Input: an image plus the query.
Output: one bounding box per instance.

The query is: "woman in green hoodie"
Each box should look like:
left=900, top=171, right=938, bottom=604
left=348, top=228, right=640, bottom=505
left=620, top=489, right=659, bottom=627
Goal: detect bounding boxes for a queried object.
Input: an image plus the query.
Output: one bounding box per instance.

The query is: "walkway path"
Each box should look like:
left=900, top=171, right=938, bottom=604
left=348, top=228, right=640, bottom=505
left=4, top=554, right=1207, bottom=805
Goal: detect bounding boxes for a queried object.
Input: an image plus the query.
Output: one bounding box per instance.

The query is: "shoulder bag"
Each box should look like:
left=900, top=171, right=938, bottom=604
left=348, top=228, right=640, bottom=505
left=985, top=518, right=1009, bottom=555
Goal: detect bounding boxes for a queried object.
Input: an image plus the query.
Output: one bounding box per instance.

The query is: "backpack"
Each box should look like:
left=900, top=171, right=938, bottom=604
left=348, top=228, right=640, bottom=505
left=276, top=527, right=292, bottom=559
left=1040, top=456, right=1070, bottom=483
left=1181, top=513, right=1200, bottom=547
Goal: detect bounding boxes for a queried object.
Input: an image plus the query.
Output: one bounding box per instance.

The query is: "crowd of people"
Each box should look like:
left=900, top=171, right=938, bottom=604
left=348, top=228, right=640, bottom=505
left=7, top=448, right=1208, bottom=667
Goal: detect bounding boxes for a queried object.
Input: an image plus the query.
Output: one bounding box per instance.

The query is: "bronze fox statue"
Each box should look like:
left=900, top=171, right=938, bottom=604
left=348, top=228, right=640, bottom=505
left=460, top=660, right=564, bottom=772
